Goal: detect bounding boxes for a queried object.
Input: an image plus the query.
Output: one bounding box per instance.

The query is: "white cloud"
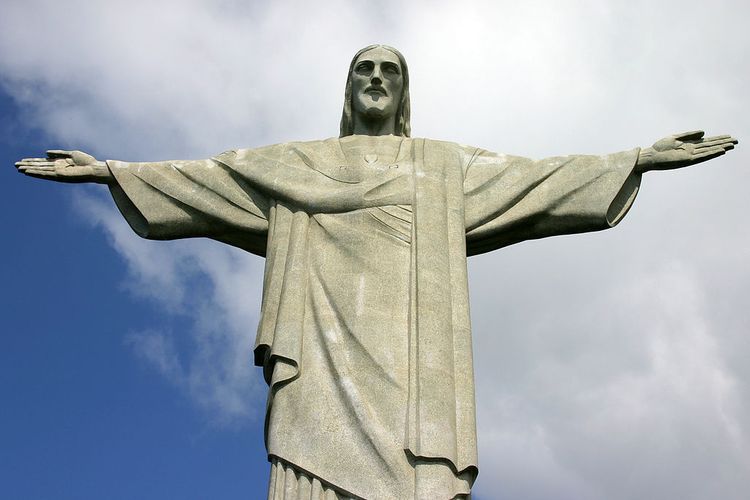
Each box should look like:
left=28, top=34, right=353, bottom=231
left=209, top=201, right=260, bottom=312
left=72, top=189, right=265, bottom=424
left=3, top=0, right=749, bottom=497
left=473, top=261, right=749, bottom=499
left=125, top=329, right=185, bottom=385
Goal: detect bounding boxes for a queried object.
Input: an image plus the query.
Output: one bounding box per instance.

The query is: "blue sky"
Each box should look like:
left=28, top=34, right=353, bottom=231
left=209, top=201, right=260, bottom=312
left=0, top=91, right=269, bottom=498
left=2, top=1, right=749, bottom=499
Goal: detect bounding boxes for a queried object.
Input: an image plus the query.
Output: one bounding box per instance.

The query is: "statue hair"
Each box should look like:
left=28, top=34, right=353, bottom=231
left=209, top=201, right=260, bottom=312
left=339, top=45, right=411, bottom=137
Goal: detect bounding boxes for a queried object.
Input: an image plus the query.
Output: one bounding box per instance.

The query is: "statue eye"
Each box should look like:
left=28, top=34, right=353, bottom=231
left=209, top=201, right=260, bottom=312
left=355, top=62, right=373, bottom=73
left=384, top=64, right=400, bottom=75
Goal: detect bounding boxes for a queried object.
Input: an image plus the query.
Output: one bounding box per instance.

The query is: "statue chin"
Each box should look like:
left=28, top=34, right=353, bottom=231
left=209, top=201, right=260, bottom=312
left=355, top=97, right=395, bottom=119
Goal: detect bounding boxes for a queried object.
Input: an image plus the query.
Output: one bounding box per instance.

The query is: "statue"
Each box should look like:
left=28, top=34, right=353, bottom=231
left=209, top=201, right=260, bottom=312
left=15, top=45, right=738, bottom=499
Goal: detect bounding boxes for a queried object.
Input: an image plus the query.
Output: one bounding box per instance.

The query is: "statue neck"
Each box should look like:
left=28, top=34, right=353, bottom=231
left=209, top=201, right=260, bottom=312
left=352, top=114, right=397, bottom=136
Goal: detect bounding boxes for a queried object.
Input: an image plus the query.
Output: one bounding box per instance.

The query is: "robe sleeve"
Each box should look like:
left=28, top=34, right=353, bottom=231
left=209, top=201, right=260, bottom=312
left=464, top=148, right=642, bottom=256
left=107, top=150, right=269, bottom=257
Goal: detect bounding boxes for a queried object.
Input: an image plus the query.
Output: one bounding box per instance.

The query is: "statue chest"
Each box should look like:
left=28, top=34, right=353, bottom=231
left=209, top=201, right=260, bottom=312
left=328, top=135, right=413, bottom=183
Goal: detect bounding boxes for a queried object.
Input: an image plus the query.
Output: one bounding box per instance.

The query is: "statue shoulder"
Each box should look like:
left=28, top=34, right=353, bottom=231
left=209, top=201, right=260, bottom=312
left=420, top=137, right=494, bottom=166
left=217, top=138, right=337, bottom=163
left=420, top=137, right=481, bottom=153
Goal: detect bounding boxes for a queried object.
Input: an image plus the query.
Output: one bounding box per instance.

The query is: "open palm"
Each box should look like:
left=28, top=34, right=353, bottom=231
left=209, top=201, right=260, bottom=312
left=15, top=150, right=112, bottom=184
left=637, top=131, right=738, bottom=172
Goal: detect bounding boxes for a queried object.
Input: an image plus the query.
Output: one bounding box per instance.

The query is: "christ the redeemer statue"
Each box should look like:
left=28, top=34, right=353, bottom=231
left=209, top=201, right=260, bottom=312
left=16, top=45, right=737, bottom=499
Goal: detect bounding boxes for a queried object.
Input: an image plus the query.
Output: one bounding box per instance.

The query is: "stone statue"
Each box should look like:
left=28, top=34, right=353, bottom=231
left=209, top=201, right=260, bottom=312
left=15, top=45, right=738, bottom=499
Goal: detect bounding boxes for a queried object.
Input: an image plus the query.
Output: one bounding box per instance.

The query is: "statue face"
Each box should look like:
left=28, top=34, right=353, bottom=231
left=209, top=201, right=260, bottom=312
left=351, top=47, right=403, bottom=123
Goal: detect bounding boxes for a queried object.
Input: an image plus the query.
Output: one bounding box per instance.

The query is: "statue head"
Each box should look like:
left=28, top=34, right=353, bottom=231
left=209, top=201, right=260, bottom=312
left=340, top=45, right=411, bottom=137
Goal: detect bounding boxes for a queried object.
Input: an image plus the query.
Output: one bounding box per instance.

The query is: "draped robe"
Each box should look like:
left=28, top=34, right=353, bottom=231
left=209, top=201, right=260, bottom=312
left=107, top=135, right=641, bottom=499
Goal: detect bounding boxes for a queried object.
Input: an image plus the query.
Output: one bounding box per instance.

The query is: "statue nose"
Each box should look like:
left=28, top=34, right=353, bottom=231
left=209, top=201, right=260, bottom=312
left=371, top=75, right=382, bottom=85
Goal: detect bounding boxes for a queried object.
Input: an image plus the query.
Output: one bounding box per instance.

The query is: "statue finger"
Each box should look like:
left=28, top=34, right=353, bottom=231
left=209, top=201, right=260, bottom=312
left=695, top=137, right=736, bottom=149
left=16, top=162, right=55, bottom=171
left=698, top=134, right=731, bottom=143
left=725, top=136, right=739, bottom=146
left=705, top=139, right=737, bottom=151
left=70, top=150, right=95, bottom=163
left=46, top=149, right=74, bottom=159
left=693, top=147, right=726, bottom=160
left=16, top=159, right=55, bottom=167
left=674, top=130, right=704, bottom=141
left=21, top=168, right=58, bottom=178
left=18, top=157, right=49, bottom=163
left=16, top=160, right=46, bottom=167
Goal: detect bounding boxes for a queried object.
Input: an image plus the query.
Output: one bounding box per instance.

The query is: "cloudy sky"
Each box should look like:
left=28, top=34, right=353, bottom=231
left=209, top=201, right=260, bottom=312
left=1, top=0, right=748, bottom=499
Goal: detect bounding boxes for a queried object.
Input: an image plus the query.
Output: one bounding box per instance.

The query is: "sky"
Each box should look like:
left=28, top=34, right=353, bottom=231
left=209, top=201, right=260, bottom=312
left=1, top=0, right=748, bottom=499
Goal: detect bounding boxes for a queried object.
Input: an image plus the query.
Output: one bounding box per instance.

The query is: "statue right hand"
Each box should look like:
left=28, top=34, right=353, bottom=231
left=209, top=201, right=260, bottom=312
left=15, top=150, right=113, bottom=184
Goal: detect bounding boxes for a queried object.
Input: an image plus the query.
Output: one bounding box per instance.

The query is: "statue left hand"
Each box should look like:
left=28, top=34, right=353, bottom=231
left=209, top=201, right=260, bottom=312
left=636, top=130, right=738, bottom=173
left=15, top=150, right=113, bottom=184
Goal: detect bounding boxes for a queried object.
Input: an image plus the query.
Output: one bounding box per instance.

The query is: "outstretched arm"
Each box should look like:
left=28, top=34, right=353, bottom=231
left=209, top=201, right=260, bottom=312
left=15, top=149, right=269, bottom=256
left=464, top=129, right=738, bottom=255
left=463, top=147, right=643, bottom=255
left=15, top=150, right=113, bottom=184
left=636, top=130, right=737, bottom=173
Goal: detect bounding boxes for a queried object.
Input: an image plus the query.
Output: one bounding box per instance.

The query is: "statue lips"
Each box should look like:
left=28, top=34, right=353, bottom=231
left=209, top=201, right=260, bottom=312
left=365, top=85, right=387, bottom=98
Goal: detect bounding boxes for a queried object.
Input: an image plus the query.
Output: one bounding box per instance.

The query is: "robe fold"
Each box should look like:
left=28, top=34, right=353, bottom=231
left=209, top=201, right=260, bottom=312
left=107, top=136, right=641, bottom=499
